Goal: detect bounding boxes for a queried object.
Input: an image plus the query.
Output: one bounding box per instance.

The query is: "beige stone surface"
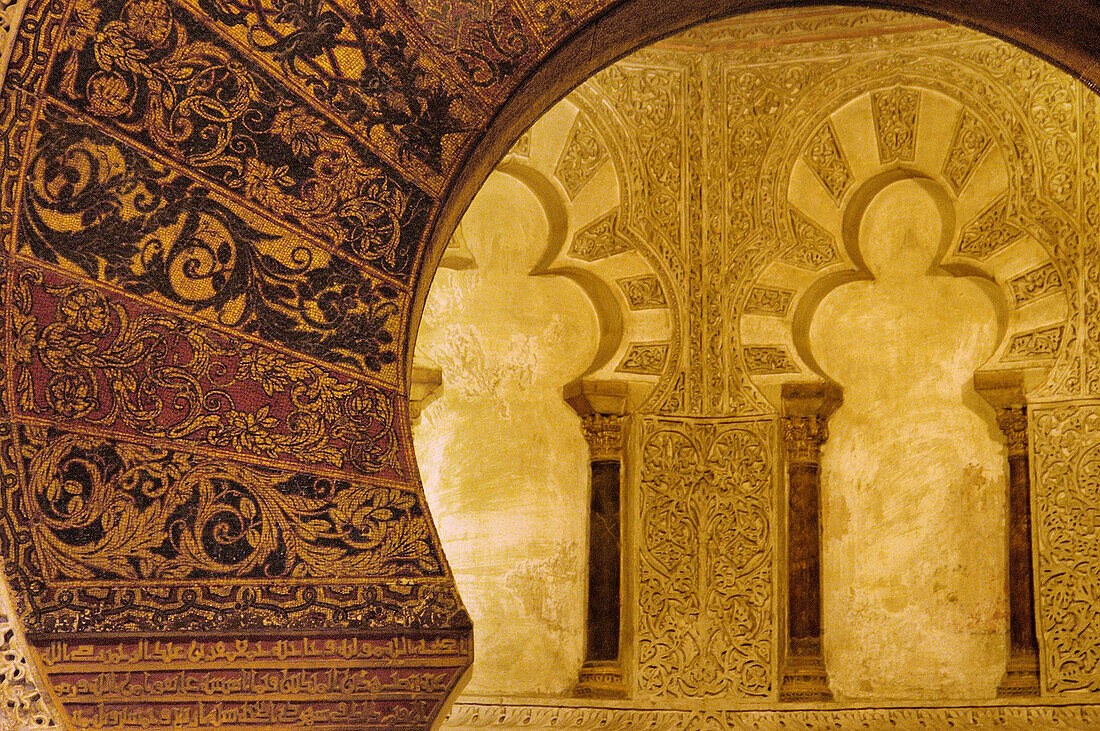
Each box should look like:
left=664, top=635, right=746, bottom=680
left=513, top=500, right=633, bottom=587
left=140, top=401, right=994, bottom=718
left=415, top=172, right=599, bottom=695
left=811, top=180, right=1008, bottom=698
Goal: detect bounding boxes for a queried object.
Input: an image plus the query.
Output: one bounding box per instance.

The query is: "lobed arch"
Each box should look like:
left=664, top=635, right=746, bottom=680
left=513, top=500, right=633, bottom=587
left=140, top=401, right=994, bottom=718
left=411, top=89, right=673, bottom=696
left=420, top=0, right=1100, bottom=342
left=739, top=75, right=1074, bottom=405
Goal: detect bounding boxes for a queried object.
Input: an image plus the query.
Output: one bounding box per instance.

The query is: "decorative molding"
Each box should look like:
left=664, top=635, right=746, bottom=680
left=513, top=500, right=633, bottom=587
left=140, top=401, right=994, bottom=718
left=575, top=660, right=626, bottom=698
left=446, top=701, right=1100, bottom=728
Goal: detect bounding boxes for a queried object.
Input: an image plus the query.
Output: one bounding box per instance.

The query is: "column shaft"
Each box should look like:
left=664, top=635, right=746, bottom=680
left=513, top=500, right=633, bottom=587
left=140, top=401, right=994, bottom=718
left=779, top=382, right=840, bottom=702
left=997, top=406, right=1040, bottom=696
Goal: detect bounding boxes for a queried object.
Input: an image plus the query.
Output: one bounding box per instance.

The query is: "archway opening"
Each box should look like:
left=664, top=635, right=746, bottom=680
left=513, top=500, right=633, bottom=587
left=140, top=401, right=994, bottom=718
left=417, top=5, right=1086, bottom=722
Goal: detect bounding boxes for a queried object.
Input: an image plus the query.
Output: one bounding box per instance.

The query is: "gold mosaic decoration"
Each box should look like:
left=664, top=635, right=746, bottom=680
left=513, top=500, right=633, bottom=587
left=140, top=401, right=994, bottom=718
left=2, top=0, right=1100, bottom=721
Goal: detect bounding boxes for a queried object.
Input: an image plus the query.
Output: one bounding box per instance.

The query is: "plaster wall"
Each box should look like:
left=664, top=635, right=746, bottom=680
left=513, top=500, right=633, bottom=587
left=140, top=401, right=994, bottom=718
left=414, top=172, right=598, bottom=694
left=810, top=179, right=1008, bottom=698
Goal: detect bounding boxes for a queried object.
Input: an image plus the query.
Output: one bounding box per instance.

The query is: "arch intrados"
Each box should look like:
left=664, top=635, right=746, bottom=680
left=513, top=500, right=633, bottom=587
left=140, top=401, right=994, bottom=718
left=411, top=0, right=1100, bottom=360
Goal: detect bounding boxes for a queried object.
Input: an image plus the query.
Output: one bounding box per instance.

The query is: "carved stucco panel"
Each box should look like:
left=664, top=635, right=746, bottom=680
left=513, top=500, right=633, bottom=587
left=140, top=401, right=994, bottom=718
left=635, top=416, right=775, bottom=699
left=1032, top=400, right=1100, bottom=693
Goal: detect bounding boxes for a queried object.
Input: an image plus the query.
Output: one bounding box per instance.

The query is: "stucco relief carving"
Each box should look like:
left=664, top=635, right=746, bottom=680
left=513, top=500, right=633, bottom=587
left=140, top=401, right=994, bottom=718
left=1010, top=263, right=1064, bottom=305
left=555, top=112, right=608, bottom=198
left=803, top=121, right=853, bottom=203
left=0, top=0, right=27, bottom=84
left=616, top=342, right=669, bottom=376
left=0, top=619, right=53, bottom=728
left=568, top=211, right=631, bottom=262
left=1032, top=401, right=1100, bottom=692
left=5, top=0, right=1100, bottom=719
left=943, top=109, right=993, bottom=193
left=744, top=346, right=800, bottom=376
left=870, top=86, right=919, bottom=163
left=745, top=286, right=795, bottom=317
left=956, top=196, right=1025, bottom=260
left=445, top=702, right=1100, bottom=728
left=637, top=417, right=774, bottom=698
left=783, top=208, right=841, bottom=271
left=555, top=21, right=1092, bottom=703
left=617, top=275, right=666, bottom=310
left=1006, top=326, right=1065, bottom=361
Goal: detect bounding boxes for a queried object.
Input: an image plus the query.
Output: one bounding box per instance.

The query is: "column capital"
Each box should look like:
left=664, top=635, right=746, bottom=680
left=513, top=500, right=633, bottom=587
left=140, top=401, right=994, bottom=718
left=409, top=365, right=443, bottom=421
left=780, top=381, right=842, bottom=463
left=974, top=369, right=1029, bottom=457
left=995, top=407, right=1028, bottom=458
left=782, top=416, right=829, bottom=463
left=580, top=414, right=625, bottom=461
left=565, top=379, right=630, bottom=461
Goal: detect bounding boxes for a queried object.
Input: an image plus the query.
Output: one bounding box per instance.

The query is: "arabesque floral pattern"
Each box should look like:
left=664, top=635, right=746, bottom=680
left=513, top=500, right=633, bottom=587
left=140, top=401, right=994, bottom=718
left=51, top=0, right=432, bottom=275
left=11, top=267, right=403, bottom=476
left=20, top=110, right=404, bottom=375
left=18, top=423, right=437, bottom=581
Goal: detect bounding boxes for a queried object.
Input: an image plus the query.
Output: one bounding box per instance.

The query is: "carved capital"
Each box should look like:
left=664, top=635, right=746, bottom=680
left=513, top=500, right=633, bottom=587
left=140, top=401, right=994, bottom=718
left=996, top=406, right=1029, bottom=457
left=780, top=381, right=841, bottom=464
left=581, top=414, right=625, bottom=461
left=973, top=369, right=1031, bottom=457
left=782, top=415, right=829, bottom=463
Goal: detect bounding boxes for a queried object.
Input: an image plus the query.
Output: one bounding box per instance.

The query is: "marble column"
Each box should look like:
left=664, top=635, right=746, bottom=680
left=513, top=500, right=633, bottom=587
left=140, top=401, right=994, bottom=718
left=780, top=381, right=841, bottom=702
left=565, top=379, right=628, bottom=698
left=975, top=370, right=1040, bottom=696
